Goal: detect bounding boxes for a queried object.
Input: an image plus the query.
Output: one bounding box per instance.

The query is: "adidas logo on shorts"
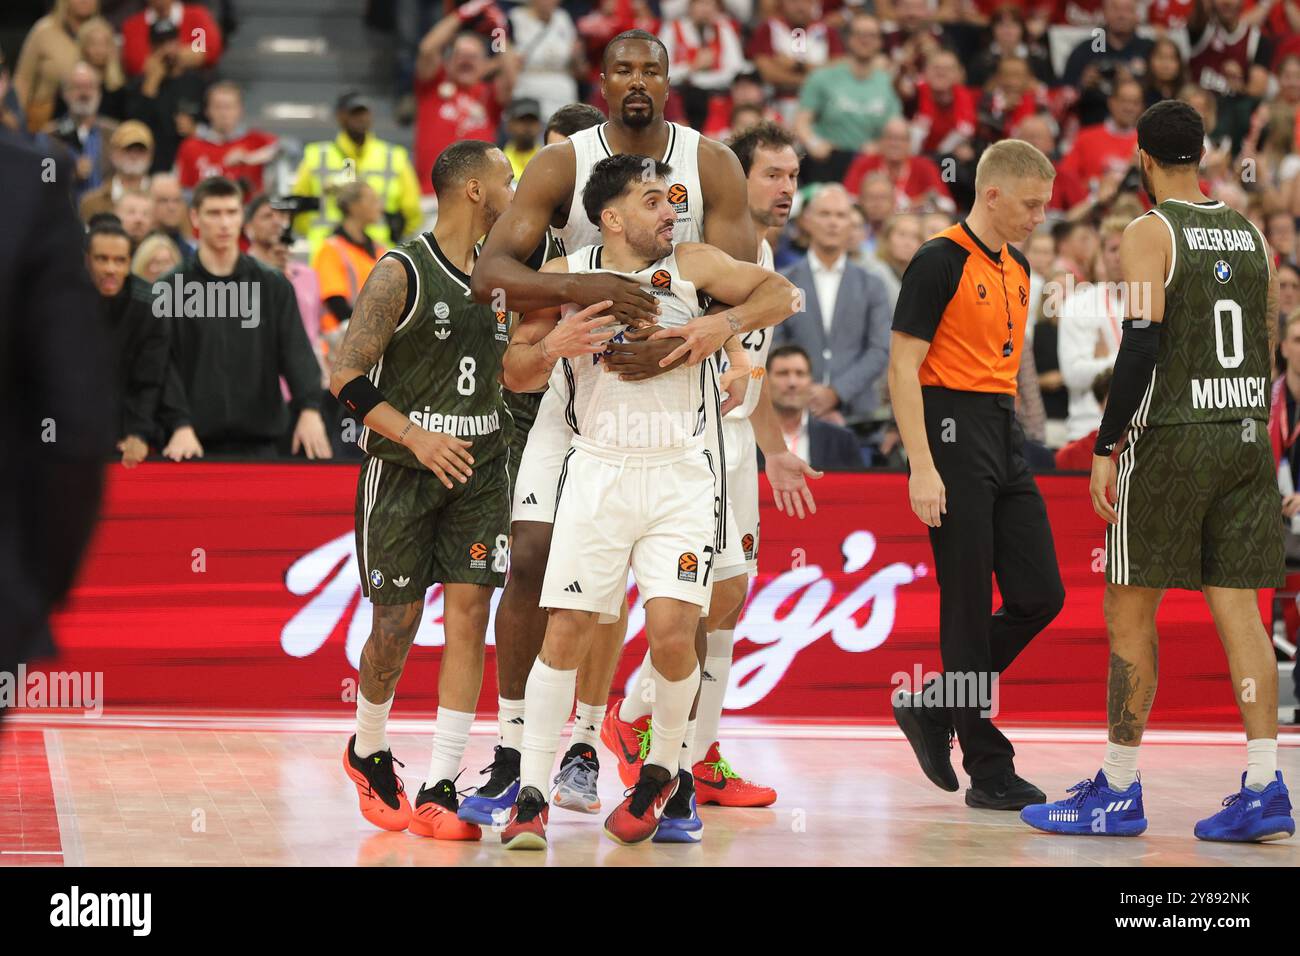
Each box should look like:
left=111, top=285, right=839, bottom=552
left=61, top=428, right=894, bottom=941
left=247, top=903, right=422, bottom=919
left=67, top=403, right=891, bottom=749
left=523, top=492, right=538, bottom=505
left=564, top=581, right=582, bottom=593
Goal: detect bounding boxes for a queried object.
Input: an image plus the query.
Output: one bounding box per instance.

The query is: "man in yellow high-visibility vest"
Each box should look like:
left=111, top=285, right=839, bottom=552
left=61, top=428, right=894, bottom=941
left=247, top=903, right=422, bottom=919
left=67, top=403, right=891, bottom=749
left=292, top=92, right=422, bottom=257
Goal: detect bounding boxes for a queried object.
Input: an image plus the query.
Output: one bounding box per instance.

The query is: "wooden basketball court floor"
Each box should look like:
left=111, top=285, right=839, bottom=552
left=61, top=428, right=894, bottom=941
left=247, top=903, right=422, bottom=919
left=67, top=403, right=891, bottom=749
left=2, top=716, right=1297, bottom=867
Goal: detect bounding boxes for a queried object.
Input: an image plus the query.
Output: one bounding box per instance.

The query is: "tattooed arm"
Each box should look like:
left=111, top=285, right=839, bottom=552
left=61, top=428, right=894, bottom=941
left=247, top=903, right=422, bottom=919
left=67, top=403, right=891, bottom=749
left=330, top=257, right=475, bottom=489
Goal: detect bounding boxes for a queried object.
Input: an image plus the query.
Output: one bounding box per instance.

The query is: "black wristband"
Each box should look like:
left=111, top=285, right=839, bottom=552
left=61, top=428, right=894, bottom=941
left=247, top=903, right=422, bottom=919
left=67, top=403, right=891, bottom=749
left=1093, top=320, right=1162, bottom=456
left=338, top=375, right=386, bottom=421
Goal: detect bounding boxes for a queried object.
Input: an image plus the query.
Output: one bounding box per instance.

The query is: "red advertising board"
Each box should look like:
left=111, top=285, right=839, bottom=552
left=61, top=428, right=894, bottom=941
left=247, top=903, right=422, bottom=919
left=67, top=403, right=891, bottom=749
left=45, top=463, right=1251, bottom=723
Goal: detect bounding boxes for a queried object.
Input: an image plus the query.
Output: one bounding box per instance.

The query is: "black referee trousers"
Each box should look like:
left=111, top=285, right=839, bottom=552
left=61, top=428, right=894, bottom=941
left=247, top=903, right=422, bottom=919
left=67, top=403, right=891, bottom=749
left=921, top=386, right=1065, bottom=785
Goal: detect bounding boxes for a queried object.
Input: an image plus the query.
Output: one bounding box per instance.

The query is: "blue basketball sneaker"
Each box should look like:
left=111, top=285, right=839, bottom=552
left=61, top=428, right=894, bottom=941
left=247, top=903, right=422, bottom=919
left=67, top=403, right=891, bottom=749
left=457, top=745, right=520, bottom=826
left=1194, top=772, right=1294, bottom=843
left=653, top=771, right=703, bottom=844
left=1020, top=770, right=1147, bottom=836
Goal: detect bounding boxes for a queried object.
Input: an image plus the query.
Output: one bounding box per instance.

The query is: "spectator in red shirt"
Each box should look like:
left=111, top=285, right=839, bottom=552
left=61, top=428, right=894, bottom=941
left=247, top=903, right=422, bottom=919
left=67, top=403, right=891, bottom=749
left=577, top=0, right=660, bottom=99
left=1013, top=113, right=1092, bottom=213
left=884, top=0, right=948, bottom=92
left=414, top=9, right=515, bottom=197
left=748, top=0, right=844, bottom=121
left=911, top=49, right=977, bottom=157
left=1147, top=0, right=1196, bottom=28
left=659, top=0, right=747, bottom=132
left=175, top=82, right=278, bottom=197
left=1054, top=367, right=1112, bottom=470
left=1056, top=77, right=1142, bottom=190
left=1188, top=0, right=1272, bottom=98
left=121, top=0, right=223, bottom=78
left=843, top=116, right=955, bottom=213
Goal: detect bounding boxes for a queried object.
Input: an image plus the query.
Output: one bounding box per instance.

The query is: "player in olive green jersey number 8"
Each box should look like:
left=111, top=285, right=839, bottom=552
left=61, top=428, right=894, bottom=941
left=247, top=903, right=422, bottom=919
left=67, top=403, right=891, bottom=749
left=330, top=141, right=518, bottom=842
left=1023, top=101, right=1294, bottom=844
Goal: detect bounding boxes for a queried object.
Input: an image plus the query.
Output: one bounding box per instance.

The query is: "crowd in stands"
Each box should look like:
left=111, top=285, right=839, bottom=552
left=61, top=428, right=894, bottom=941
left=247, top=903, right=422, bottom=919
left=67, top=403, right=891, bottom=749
left=9, top=0, right=1300, bottom=489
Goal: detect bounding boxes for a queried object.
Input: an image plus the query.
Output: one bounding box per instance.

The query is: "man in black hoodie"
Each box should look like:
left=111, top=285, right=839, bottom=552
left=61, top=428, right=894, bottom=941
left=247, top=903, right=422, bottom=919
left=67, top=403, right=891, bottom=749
left=86, top=219, right=170, bottom=466
left=159, top=176, right=329, bottom=460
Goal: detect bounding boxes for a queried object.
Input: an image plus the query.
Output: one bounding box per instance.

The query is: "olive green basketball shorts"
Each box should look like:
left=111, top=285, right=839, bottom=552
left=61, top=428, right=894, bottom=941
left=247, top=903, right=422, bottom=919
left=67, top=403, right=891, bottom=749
left=1106, top=421, right=1284, bottom=590
left=354, top=453, right=511, bottom=605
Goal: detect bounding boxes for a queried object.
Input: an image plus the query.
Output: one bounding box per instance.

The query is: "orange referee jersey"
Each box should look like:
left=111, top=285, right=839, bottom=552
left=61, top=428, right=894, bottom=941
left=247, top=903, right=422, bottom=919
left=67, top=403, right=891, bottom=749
left=891, top=221, right=1031, bottom=395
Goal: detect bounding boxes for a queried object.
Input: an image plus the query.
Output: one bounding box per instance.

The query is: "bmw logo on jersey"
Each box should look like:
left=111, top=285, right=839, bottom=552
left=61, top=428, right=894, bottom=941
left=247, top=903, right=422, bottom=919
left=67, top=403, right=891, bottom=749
left=1214, top=259, right=1232, bottom=283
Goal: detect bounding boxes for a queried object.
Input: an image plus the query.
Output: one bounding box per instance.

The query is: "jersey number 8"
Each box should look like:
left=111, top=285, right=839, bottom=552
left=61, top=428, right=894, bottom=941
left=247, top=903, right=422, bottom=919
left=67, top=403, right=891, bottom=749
left=457, top=356, right=477, bottom=396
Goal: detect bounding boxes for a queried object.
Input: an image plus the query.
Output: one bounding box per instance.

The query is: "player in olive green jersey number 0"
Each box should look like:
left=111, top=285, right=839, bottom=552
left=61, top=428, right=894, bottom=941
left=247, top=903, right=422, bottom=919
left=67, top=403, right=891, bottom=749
left=1023, top=101, right=1294, bottom=843
left=330, top=141, right=518, bottom=842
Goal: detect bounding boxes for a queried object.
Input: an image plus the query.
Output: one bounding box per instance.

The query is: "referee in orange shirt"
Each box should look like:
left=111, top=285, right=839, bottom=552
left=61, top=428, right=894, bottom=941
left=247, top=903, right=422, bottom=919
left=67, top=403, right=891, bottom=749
left=888, top=140, right=1065, bottom=810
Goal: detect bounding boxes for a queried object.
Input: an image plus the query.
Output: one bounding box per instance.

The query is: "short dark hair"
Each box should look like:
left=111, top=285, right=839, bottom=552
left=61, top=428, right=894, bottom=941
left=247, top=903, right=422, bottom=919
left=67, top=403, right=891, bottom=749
left=245, top=192, right=273, bottom=221
left=730, top=121, right=799, bottom=177
left=1091, top=366, right=1114, bottom=406
left=431, top=139, right=497, bottom=197
left=546, top=102, right=605, bottom=140
left=191, top=175, right=243, bottom=210
left=583, top=154, right=672, bottom=228
left=86, top=219, right=131, bottom=251
left=767, top=344, right=811, bottom=370
left=601, top=29, right=669, bottom=71
left=86, top=211, right=124, bottom=231
left=1137, top=100, right=1203, bottom=168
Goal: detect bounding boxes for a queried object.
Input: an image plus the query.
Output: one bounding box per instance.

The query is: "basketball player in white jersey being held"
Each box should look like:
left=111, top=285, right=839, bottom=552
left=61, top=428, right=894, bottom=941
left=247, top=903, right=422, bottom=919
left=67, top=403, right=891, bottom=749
left=460, top=30, right=817, bottom=828
left=496, top=154, right=796, bottom=849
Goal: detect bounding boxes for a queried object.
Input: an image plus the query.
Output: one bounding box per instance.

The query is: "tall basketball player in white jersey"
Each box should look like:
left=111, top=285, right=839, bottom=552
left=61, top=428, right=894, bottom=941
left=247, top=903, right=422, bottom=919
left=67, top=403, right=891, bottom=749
left=463, top=30, right=818, bottom=829
left=496, top=155, right=796, bottom=849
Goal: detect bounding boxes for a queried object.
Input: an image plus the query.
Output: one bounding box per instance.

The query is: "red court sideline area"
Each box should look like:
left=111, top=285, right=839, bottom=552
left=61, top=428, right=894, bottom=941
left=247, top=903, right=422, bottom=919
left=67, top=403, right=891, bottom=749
left=43, top=464, right=1256, bottom=722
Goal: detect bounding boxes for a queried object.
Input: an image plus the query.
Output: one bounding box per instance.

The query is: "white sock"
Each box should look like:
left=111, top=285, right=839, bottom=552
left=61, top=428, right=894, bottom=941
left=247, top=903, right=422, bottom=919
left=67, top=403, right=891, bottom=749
left=520, top=660, right=577, bottom=795
left=1101, top=741, right=1140, bottom=791
left=619, top=650, right=654, bottom=721
left=498, top=696, right=525, bottom=752
left=425, top=707, right=475, bottom=788
left=693, top=628, right=734, bottom=762
left=679, top=719, right=697, bottom=775
left=647, top=664, right=700, bottom=774
left=571, top=701, right=605, bottom=749
left=1245, top=738, right=1278, bottom=791
left=354, top=692, right=393, bottom=758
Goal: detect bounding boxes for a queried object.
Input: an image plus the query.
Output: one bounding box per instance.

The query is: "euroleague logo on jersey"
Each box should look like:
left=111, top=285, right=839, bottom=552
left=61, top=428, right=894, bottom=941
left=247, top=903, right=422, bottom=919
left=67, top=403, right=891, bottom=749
left=742, top=534, right=755, bottom=561
left=651, top=269, right=672, bottom=289
left=667, top=183, right=689, bottom=213
left=677, top=551, right=698, bottom=582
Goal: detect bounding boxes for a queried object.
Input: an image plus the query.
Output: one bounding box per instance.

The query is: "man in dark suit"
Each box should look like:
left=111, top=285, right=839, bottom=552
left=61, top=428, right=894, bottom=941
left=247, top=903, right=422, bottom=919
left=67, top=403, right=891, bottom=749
left=759, top=345, right=865, bottom=472
left=775, top=183, right=892, bottom=431
left=0, top=138, right=113, bottom=723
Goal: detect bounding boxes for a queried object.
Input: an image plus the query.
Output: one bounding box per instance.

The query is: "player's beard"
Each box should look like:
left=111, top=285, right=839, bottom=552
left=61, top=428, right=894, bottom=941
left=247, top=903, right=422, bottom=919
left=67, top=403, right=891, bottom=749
left=627, top=220, right=673, bottom=261
left=619, top=94, right=655, bottom=129
left=754, top=201, right=791, bottom=228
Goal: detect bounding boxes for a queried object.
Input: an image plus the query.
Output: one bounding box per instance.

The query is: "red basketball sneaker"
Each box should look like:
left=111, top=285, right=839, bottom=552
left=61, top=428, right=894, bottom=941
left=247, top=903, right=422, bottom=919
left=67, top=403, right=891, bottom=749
left=604, top=766, right=679, bottom=845
left=343, top=735, right=412, bottom=831
left=600, top=696, right=652, bottom=788
left=692, top=742, right=777, bottom=807
left=409, top=779, right=482, bottom=841
left=500, top=786, right=550, bottom=851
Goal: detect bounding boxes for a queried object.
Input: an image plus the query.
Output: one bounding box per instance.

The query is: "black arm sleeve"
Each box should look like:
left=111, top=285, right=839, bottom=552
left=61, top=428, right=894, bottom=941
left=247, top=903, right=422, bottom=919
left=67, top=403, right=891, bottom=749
left=891, top=237, right=965, bottom=342
left=1093, top=320, right=1162, bottom=456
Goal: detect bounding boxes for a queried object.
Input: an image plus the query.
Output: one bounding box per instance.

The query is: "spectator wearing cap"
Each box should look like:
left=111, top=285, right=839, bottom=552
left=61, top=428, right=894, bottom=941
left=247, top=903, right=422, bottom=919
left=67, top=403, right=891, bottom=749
left=150, top=173, right=195, bottom=256
left=85, top=219, right=169, bottom=467
left=1055, top=77, right=1142, bottom=193
left=795, top=11, right=900, bottom=186
left=411, top=9, right=515, bottom=198
left=121, top=0, right=224, bottom=78
left=749, top=0, right=844, bottom=123
left=1061, top=0, right=1153, bottom=127
left=292, top=92, right=422, bottom=257
left=48, top=61, right=118, bottom=202
left=12, top=0, right=100, bottom=134
left=509, top=0, right=584, bottom=125
left=843, top=117, right=955, bottom=214
left=503, top=98, right=543, bottom=180
left=660, top=0, right=747, bottom=133
left=245, top=194, right=326, bottom=389
left=175, top=82, right=279, bottom=196
left=79, top=119, right=154, bottom=220
left=123, top=16, right=208, bottom=172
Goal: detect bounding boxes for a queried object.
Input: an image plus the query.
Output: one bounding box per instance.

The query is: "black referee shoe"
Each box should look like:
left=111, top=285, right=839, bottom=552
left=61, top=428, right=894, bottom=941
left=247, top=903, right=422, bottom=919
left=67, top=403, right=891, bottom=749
left=965, top=771, right=1046, bottom=810
left=892, top=688, right=959, bottom=792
